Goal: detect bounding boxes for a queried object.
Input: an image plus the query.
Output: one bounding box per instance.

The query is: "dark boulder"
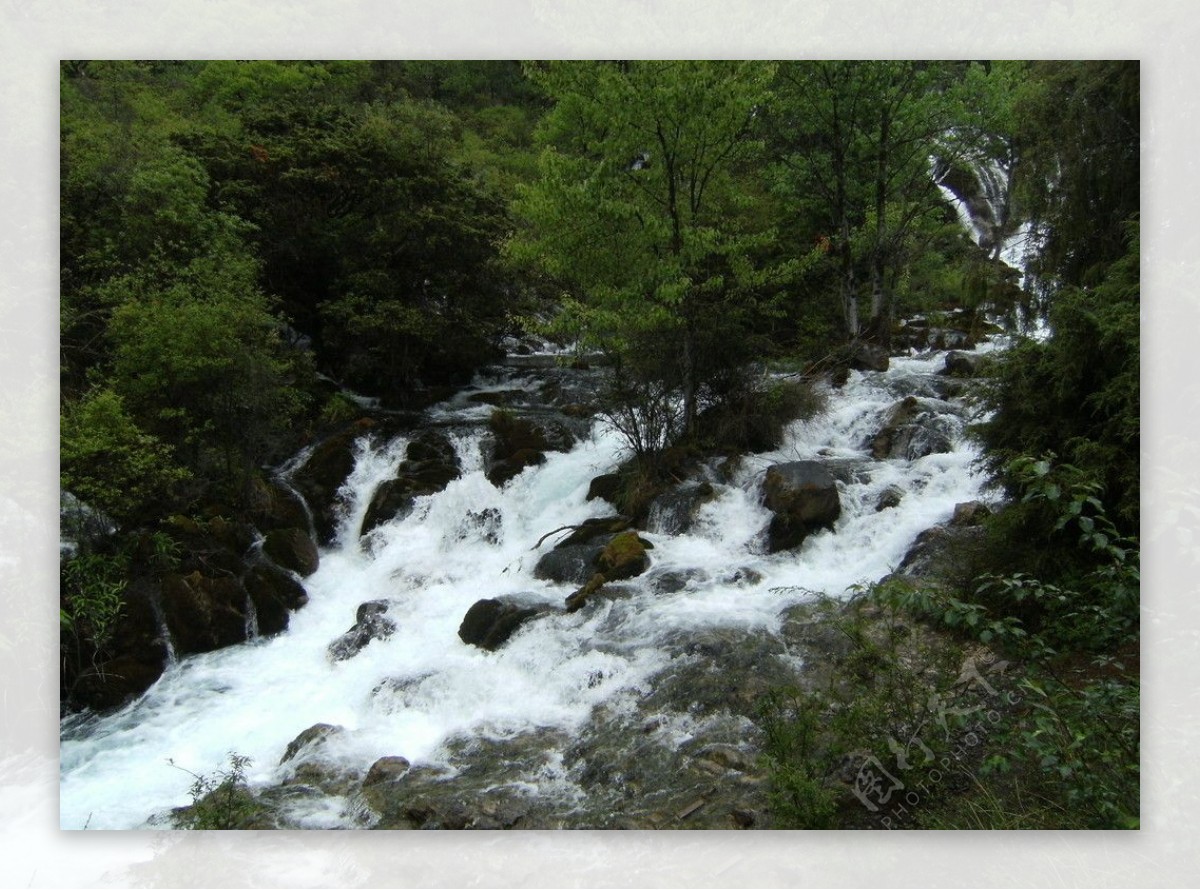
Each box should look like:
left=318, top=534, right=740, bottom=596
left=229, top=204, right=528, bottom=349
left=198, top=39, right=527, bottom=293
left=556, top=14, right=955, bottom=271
left=533, top=543, right=607, bottom=586
left=292, top=419, right=378, bottom=545
left=486, top=448, right=546, bottom=487
left=951, top=500, right=993, bottom=527
left=327, top=600, right=397, bottom=662
left=646, top=481, right=716, bottom=536
left=245, top=563, right=309, bottom=637
left=942, top=351, right=983, bottom=377
left=64, top=576, right=170, bottom=711
left=245, top=474, right=311, bottom=534
left=262, top=527, right=319, bottom=577
left=363, top=756, right=412, bottom=787
left=360, top=432, right=462, bottom=536
left=586, top=473, right=622, bottom=505
left=404, top=430, right=458, bottom=466
left=595, top=531, right=651, bottom=581
left=895, top=524, right=987, bottom=586
left=457, top=598, right=542, bottom=651
left=486, top=410, right=575, bottom=487
left=557, top=516, right=632, bottom=546
left=848, top=341, right=889, bottom=373
left=869, top=396, right=958, bottom=461
left=160, top=571, right=250, bottom=655
left=875, top=485, right=904, bottom=512
left=762, top=461, right=842, bottom=553
left=70, top=655, right=166, bottom=712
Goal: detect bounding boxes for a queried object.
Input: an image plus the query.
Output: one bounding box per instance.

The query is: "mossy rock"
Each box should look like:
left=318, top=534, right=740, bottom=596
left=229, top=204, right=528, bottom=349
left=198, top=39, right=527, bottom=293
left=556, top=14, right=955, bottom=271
left=596, top=531, right=651, bottom=581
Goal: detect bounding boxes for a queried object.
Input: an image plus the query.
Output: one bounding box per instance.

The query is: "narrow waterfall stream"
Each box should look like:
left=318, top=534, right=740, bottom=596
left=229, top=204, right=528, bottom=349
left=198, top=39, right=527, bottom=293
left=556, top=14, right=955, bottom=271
left=60, top=342, right=1000, bottom=830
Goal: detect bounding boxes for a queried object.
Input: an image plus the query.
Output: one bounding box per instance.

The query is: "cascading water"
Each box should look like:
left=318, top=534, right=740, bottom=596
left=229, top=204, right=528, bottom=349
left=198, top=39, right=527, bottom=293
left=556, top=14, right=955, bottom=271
left=935, top=155, right=1035, bottom=285
left=59, top=344, right=999, bottom=830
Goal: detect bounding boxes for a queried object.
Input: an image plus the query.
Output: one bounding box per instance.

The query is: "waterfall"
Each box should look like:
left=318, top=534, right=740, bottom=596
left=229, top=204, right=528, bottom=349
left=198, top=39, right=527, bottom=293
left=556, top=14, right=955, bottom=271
left=59, top=346, right=997, bottom=830
left=934, top=154, right=1035, bottom=284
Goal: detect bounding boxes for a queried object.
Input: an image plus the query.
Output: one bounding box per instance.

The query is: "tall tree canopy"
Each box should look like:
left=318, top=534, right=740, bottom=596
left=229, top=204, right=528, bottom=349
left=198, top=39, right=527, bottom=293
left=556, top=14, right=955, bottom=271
left=511, top=61, right=783, bottom=445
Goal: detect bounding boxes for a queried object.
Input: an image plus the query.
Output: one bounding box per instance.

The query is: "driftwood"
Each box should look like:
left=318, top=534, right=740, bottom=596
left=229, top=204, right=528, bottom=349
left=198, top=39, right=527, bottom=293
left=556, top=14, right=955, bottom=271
left=531, top=524, right=583, bottom=551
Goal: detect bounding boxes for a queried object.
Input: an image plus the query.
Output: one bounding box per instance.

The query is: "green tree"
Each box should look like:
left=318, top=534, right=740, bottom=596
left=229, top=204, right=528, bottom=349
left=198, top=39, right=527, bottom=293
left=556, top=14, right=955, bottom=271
left=105, top=241, right=308, bottom=488
left=512, top=61, right=781, bottom=443
left=767, top=61, right=985, bottom=342
left=60, top=387, right=191, bottom=527
left=974, top=221, right=1140, bottom=535
left=1009, top=61, right=1140, bottom=290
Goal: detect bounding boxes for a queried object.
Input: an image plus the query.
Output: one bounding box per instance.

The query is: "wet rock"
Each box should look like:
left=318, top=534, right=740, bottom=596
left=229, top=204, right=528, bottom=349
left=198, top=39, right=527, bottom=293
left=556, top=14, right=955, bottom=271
left=648, top=567, right=707, bottom=594
left=869, top=396, right=958, bottom=461
left=559, top=516, right=633, bottom=546
left=951, top=500, right=993, bottom=527
left=821, top=458, right=872, bottom=485
left=942, top=350, right=983, bottom=377
left=360, top=431, right=462, bottom=536
left=647, top=627, right=807, bottom=719
left=64, top=576, right=169, bottom=712
left=646, top=481, right=716, bottom=536
left=281, top=723, right=344, bottom=765
left=262, top=527, right=319, bottom=577
left=876, top=485, right=904, bottom=511
left=486, top=410, right=576, bottom=487
left=564, top=573, right=607, bottom=613
left=244, top=474, right=310, bottom=534
left=328, top=600, right=397, bottom=662
left=896, top=524, right=988, bottom=586
left=848, top=341, right=889, bottom=372
left=244, top=563, right=309, bottom=637
left=486, top=448, right=545, bottom=486
left=586, top=473, right=622, bottom=505
left=293, top=419, right=378, bottom=544
left=363, top=756, right=411, bottom=787
left=595, top=531, right=651, bottom=581
left=532, top=517, right=636, bottom=585
left=404, top=430, right=459, bottom=466
left=534, top=543, right=607, bottom=585
left=69, top=654, right=166, bottom=712
left=457, top=598, right=542, bottom=651
left=762, top=461, right=841, bottom=553
left=161, top=571, right=250, bottom=654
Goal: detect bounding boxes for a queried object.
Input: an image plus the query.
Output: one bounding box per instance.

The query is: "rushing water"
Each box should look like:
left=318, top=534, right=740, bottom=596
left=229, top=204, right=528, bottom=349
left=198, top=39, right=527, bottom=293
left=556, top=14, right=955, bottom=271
left=59, top=345, right=997, bottom=830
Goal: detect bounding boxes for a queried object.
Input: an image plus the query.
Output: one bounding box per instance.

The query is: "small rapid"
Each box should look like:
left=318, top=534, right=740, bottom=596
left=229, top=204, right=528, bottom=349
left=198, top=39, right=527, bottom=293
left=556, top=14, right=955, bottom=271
left=59, top=346, right=997, bottom=830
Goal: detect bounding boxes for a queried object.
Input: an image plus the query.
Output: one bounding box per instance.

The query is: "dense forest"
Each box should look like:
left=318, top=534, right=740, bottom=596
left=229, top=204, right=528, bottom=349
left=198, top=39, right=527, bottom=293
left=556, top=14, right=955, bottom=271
left=60, top=61, right=1139, bottom=830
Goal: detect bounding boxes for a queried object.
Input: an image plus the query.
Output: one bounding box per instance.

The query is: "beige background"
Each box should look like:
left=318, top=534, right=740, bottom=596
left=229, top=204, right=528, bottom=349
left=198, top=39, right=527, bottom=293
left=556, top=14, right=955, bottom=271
left=1, top=3, right=1193, bottom=886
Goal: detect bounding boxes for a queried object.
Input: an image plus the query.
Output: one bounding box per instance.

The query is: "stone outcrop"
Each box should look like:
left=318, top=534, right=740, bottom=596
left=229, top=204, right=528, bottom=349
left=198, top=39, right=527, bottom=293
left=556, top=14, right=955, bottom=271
left=486, top=410, right=575, bottom=487
left=244, top=563, right=309, bottom=637
left=292, top=419, right=378, bottom=545
left=262, top=527, right=319, bottom=577
left=869, top=396, right=959, bottom=461
left=360, top=431, right=462, bottom=536
left=327, top=600, right=397, bottom=662
left=761, top=461, right=842, bottom=553
left=457, top=598, right=542, bottom=651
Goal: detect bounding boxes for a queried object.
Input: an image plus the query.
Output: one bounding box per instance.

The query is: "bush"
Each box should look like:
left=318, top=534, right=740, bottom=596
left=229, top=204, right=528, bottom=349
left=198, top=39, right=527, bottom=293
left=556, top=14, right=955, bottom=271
left=61, top=388, right=191, bottom=528
left=171, top=752, right=267, bottom=829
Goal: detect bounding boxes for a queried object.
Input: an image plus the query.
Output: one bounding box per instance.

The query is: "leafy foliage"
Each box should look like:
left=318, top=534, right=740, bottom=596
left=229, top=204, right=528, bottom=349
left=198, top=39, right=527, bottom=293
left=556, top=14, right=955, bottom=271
left=60, top=387, right=190, bottom=527
left=973, top=222, right=1139, bottom=533
left=512, top=61, right=787, bottom=445
left=60, top=550, right=129, bottom=659
left=171, top=752, right=265, bottom=829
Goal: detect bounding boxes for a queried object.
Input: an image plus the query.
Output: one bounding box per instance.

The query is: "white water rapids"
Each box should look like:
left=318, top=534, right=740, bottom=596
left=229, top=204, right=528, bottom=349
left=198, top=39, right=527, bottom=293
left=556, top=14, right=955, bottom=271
left=59, top=346, right=998, bottom=830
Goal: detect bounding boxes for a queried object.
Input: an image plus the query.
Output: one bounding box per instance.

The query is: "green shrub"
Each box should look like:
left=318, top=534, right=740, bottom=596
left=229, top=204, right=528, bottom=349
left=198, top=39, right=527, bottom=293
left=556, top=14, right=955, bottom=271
left=171, top=752, right=267, bottom=829
left=60, top=388, right=191, bottom=528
